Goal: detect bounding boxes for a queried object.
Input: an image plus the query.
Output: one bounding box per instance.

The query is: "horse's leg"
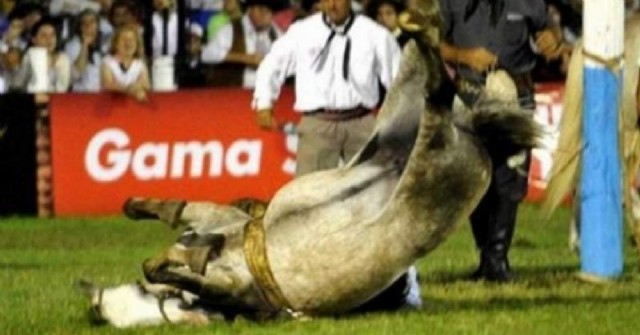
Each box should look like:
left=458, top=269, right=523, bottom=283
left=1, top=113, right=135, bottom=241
left=124, top=198, right=250, bottom=229
left=142, top=244, right=240, bottom=299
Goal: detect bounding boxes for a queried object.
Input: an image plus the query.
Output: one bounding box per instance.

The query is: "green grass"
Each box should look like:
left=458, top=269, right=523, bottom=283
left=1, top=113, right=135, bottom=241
left=1, top=204, right=639, bottom=335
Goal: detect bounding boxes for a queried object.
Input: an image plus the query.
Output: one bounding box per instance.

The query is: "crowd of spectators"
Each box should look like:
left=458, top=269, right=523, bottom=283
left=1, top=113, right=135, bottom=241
left=0, top=0, right=587, bottom=97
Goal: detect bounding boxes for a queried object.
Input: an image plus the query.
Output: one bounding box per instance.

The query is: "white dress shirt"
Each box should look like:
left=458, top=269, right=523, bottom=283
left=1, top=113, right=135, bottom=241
left=64, top=37, right=103, bottom=92
left=202, top=15, right=282, bottom=89
left=151, top=10, right=179, bottom=57
left=253, top=13, right=401, bottom=111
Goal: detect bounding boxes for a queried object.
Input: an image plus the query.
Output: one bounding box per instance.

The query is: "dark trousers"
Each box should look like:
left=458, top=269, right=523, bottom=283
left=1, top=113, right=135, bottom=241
left=470, top=155, right=529, bottom=259
left=457, top=72, right=535, bottom=274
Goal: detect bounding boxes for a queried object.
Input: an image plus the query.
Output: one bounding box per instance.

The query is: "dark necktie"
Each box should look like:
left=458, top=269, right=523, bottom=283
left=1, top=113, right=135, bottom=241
left=162, top=9, right=169, bottom=55
left=313, top=13, right=355, bottom=81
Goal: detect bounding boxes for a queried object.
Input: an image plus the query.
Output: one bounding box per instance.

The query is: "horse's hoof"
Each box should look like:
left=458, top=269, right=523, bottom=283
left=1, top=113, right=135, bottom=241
left=122, top=197, right=160, bottom=221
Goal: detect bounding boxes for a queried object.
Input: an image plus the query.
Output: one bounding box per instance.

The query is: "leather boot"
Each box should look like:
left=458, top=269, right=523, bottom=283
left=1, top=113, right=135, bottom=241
left=477, top=197, right=518, bottom=283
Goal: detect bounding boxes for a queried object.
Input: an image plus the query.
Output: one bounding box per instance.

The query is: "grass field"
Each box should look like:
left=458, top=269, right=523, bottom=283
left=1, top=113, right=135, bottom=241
left=1, top=204, right=640, bottom=335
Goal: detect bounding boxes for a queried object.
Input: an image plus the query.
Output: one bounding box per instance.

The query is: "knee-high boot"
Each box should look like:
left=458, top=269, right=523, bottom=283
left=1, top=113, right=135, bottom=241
left=478, top=196, right=519, bottom=282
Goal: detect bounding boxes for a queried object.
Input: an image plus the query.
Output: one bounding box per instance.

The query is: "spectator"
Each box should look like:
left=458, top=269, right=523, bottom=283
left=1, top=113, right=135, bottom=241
left=97, top=0, right=114, bottom=48
left=149, top=0, right=179, bottom=59
left=1, top=6, right=27, bottom=52
left=0, top=0, right=17, bottom=36
left=206, top=0, right=242, bottom=40
left=202, top=0, right=282, bottom=88
left=64, top=9, right=103, bottom=92
left=11, top=16, right=71, bottom=93
left=253, top=0, right=420, bottom=310
left=176, top=22, right=208, bottom=88
left=109, top=0, right=139, bottom=30
left=0, top=46, right=22, bottom=91
left=101, top=24, right=150, bottom=101
left=366, top=0, right=408, bottom=47
left=17, top=2, right=46, bottom=44
left=440, top=0, right=565, bottom=282
left=48, top=0, right=102, bottom=41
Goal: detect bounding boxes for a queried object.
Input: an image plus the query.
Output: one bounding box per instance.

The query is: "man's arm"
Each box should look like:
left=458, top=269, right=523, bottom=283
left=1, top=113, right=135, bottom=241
left=529, top=0, right=565, bottom=61
left=252, top=28, right=297, bottom=130
left=375, top=29, right=402, bottom=90
left=439, top=42, right=498, bottom=73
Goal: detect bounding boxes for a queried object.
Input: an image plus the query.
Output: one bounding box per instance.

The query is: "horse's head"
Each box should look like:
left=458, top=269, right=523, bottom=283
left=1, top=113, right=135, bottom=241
left=75, top=280, right=183, bottom=328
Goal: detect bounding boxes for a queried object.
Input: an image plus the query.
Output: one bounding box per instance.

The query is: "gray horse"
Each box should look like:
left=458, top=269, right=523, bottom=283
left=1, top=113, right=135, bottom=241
left=80, top=1, right=541, bottom=327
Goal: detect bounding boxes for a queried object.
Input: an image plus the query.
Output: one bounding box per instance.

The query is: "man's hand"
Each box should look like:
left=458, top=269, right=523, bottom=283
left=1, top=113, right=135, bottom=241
left=535, top=28, right=564, bottom=60
left=256, top=108, right=276, bottom=130
left=459, top=47, right=497, bottom=73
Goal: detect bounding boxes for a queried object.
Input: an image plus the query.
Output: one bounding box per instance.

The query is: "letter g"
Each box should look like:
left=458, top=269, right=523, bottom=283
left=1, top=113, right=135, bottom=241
left=85, top=128, right=132, bottom=182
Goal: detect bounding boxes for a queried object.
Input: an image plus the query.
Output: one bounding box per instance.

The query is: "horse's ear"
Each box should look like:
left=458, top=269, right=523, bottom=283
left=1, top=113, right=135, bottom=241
left=74, top=279, right=99, bottom=297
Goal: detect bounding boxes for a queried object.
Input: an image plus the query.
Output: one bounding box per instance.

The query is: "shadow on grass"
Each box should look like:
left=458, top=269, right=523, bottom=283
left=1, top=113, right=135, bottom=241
left=0, top=261, right=47, bottom=270
left=419, top=293, right=640, bottom=315
left=424, top=264, right=580, bottom=284
left=423, top=262, right=639, bottom=287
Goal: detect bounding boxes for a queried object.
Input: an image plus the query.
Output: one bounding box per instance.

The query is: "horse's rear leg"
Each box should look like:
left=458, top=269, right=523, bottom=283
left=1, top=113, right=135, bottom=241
left=124, top=198, right=250, bottom=229
left=123, top=198, right=187, bottom=228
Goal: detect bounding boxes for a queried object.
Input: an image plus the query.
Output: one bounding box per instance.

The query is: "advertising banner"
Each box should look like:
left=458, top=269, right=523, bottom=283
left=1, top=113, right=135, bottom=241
left=527, top=83, right=565, bottom=202
left=50, top=88, right=298, bottom=215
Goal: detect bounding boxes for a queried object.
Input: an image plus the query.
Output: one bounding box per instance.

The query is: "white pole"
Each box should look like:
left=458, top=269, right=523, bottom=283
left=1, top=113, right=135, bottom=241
left=580, top=0, right=624, bottom=279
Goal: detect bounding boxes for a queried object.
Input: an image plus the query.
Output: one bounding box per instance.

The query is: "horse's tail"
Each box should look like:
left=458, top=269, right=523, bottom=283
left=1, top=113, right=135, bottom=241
left=541, top=41, right=585, bottom=216
left=470, top=99, right=542, bottom=165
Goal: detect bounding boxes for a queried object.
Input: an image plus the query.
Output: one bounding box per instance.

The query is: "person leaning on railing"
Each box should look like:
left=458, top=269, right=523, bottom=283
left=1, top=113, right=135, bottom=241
left=101, top=24, right=149, bottom=101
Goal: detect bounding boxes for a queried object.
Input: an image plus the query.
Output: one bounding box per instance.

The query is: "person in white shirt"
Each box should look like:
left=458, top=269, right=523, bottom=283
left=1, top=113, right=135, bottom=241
left=11, top=17, right=71, bottom=93
left=201, top=0, right=282, bottom=88
left=101, top=24, right=150, bottom=101
left=65, top=9, right=103, bottom=92
left=254, top=0, right=399, bottom=174
left=253, top=0, right=421, bottom=311
left=150, top=0, right=179, bottom=58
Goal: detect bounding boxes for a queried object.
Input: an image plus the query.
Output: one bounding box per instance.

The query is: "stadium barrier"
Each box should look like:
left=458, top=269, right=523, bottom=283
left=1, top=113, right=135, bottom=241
left=45, top=84, right=564, bottom=216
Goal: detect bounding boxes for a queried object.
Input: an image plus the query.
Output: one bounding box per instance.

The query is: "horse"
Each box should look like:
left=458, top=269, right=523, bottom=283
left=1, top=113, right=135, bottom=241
left=78, top=0, right=541, bottom=327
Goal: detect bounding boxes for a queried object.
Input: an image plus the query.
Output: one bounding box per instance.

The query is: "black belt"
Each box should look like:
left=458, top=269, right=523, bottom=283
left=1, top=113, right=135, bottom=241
left=305, top=106, right=372, bottom=121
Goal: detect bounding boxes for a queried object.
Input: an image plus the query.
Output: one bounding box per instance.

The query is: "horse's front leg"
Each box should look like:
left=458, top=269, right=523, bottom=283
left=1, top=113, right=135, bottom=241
left=142, top=244, right=241, bottom=299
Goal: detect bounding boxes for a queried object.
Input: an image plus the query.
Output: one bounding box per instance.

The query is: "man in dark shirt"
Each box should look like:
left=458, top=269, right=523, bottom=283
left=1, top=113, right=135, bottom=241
left=439, top=0, right=564, bottom=282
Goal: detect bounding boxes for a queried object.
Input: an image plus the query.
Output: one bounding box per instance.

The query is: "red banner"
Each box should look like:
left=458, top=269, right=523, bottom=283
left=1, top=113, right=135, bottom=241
left=527, top=82, right=565, bottom=202
left=50, top=88, right=298, bottom=216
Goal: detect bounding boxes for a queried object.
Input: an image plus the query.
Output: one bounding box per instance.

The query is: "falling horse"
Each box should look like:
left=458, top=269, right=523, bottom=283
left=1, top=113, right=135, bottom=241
left=79, top=2, right=541, bottom=327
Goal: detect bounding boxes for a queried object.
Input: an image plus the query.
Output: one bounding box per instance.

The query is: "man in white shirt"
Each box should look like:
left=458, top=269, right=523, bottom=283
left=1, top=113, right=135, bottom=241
left=253, top=0, right=421, bottom=311
left=253, top=0, right=399, bottom=175
left=201, top=0, right=282, bottom=88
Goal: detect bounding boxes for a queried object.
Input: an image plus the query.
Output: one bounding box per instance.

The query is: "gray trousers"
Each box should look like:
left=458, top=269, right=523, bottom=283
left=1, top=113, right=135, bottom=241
left=295, top=114, right=376, bottom=176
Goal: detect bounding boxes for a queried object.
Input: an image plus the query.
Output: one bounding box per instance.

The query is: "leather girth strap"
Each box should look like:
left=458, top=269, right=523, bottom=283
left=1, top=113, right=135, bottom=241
left=242, top=217, right=296, bottom=316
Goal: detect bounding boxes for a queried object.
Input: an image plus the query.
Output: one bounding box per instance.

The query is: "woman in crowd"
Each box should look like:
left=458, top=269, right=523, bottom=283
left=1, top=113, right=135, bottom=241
left=101, top=24, right=149, bottom=101
left=64, top=9, right=103, bottom=92
left=11, top=16, right=71, bottom=93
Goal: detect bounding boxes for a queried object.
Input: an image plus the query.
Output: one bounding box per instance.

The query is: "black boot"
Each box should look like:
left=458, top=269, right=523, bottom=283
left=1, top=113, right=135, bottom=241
left=478, top=196, right=519, bottom=283
left=478, top=246, right=512, bottom=283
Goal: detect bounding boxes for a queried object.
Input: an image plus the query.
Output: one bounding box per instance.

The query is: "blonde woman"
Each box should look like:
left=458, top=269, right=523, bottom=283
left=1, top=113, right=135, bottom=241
left=101, top=24, right=149, bottom=101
